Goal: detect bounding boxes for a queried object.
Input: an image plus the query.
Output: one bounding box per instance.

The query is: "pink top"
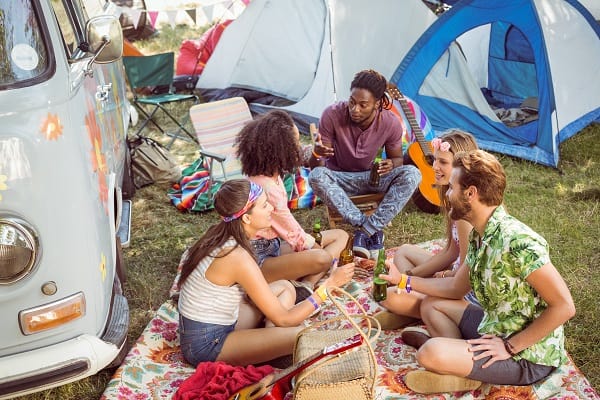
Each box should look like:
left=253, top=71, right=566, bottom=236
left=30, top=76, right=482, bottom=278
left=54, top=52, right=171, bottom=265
left=319, top=101, right=405, bottom=172
left=249, top=175, right=315, bottom=252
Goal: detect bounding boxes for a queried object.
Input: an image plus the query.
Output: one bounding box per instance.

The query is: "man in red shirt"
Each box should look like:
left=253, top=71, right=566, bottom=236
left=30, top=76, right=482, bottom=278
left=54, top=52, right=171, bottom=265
left=309, top=69, right=421, bottom=258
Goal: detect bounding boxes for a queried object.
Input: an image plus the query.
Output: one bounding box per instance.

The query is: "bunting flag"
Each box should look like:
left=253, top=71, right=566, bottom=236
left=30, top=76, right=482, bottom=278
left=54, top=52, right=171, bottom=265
left=185, top=8, right=197, bottom=25
left=117, top=0, right=247, bottom=30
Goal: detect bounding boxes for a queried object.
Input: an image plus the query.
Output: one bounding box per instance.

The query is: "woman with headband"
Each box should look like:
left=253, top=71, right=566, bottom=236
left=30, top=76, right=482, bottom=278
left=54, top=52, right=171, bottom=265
left=176, top=179, right=355, bottom=367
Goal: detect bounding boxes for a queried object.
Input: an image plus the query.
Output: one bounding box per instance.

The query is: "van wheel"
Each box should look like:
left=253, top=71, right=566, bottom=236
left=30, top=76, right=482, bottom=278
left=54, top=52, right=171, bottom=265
left=116, top=237, right=126, bottom=284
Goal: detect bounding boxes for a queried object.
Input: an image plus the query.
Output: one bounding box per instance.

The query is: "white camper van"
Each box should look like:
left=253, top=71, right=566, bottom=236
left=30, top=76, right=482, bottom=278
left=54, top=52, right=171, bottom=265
left=0, top=0, right=132, bottom=397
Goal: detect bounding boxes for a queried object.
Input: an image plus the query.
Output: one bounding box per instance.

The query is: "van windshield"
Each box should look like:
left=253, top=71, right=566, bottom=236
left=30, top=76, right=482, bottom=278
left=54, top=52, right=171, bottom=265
left=0, top=1, right=49, bottom=89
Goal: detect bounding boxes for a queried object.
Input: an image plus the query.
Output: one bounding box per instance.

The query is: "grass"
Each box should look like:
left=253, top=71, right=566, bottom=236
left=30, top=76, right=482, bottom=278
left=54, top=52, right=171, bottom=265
left=14, top=25, right=600, bottom=399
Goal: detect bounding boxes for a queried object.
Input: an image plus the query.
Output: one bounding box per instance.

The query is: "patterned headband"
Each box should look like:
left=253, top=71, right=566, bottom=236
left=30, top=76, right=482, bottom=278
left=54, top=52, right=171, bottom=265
left=222, top=181, right=264, bottom=222
left=431, top=138, right=451, bottom=152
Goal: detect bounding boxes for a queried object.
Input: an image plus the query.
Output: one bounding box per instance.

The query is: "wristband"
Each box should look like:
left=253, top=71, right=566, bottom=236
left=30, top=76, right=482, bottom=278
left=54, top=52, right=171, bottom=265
left=307, top=295, right=320, bottom=310
left=405, top=276, right=412, bottom=293
left=503, top=338, right=518, bottom=356
left=398, top=274, right=408, bottom=289
left=396, top=274, right=408, bottom=294
left=312, top=150, right=322, bottom=160
left=315, top=285, right=328, bottom=302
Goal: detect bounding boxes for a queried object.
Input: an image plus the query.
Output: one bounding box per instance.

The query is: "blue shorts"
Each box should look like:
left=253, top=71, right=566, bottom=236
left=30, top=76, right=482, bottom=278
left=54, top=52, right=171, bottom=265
left=179, top=314, right=236, bottom=366
left=251, top=237, right=281, bottom=266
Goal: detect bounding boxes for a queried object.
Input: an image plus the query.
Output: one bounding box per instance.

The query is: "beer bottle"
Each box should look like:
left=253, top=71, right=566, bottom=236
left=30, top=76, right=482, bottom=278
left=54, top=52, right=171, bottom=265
left=372, top=247, right=388, bottom=301
left=369, top=147, right=384, bottom=186
left=311, top=219, right=322, bottom=246
left=339, top=232, right=354, bottom=265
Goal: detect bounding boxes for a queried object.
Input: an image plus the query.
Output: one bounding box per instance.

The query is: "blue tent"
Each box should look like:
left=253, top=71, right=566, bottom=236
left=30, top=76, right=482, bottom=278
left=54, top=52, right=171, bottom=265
left=391, top=0, right=600, bottom=167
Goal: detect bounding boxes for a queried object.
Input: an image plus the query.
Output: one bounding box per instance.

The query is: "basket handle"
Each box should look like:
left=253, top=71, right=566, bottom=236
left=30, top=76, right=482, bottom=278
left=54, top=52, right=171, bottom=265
left=292, top=286, right=380, bottom=394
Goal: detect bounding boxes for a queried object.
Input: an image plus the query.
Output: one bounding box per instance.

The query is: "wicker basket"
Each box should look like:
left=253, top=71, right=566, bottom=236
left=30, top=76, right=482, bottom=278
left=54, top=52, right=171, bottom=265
left=292, top=287, right=380, bottom=400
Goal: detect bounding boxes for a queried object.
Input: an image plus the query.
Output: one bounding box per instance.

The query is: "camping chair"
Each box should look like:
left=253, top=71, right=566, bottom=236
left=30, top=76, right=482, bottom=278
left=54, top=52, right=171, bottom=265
left=189, top=97, right=253, bottom=184
left=123, top=52, right=198, bottom=146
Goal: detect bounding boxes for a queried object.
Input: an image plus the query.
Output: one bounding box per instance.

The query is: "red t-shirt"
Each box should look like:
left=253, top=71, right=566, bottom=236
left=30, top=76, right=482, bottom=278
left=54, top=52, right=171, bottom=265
left=319, top=101, right=404, bottom=172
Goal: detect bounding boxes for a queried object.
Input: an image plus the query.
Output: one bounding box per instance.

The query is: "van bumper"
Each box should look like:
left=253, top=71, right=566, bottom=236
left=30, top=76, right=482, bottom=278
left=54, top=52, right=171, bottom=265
left=0, top=294, right=128, bottom=399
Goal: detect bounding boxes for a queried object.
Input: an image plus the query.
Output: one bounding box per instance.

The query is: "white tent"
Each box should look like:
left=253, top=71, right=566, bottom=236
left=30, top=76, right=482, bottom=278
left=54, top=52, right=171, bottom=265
left=392, top=0, right=600, bottom=167
left=579, top=0, right=600, bottom=20
left=196, top=0, right=437, bottom=126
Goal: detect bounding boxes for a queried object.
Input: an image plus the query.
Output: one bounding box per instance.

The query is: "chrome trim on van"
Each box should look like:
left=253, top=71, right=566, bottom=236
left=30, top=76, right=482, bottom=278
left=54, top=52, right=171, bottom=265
left=0, top=216, right=39, bottom=285
left=0, top=358, right=90, bottom=397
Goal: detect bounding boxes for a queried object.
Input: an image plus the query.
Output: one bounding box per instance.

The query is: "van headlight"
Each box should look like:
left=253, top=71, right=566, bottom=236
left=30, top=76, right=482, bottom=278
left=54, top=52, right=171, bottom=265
left=0, top=217, right=39, bottom=284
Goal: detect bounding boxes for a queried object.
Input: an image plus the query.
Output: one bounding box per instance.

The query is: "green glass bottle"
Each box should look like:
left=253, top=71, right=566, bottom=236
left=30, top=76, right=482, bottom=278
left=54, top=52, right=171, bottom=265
left=372, top=247, right=388, bottom=301
left=369, top=147, right=384, bottom=186
left=311, top=219, right=322, bottom=246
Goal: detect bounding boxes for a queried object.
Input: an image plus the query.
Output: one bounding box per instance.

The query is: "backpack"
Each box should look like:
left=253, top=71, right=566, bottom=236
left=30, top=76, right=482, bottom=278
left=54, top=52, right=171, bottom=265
left=127, top=136, right=181, bottom=188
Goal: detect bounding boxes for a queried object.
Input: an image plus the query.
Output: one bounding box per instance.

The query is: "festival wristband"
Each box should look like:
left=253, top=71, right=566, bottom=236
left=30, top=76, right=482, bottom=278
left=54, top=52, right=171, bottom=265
left=307, top=296, right=320, bottom=310
left=396, top=274, right=408, bottom=294
left=405, top=276, right=412, bottom=293
left=397, top=274, right=408, bottom=289
left=315, top=285, right=328, bottom=302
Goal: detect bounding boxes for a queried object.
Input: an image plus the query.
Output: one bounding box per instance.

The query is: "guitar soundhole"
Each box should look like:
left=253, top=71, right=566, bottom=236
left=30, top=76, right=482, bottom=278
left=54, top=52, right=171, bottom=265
left=424, top=154, right=434, bottom=166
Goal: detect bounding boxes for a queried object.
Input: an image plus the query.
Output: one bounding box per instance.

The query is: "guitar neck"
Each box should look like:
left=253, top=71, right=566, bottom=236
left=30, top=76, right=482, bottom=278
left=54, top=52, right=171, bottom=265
left=391, top=89, right=432, bottom=157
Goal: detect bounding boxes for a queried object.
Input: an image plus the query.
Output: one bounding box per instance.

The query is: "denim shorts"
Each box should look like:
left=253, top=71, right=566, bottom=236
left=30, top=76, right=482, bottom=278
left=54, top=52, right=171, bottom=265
left=179, top=314, right=236, bottom=367
left=251, top=237, right=281, bottom=266
left=459, top=304, right=554, bottom=385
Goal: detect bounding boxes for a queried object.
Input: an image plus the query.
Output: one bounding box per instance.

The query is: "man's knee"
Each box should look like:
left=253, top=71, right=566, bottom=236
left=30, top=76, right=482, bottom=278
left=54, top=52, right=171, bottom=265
left=308, top=166, right=327, bottom=188
left=416, top=338, right=454, bottom=370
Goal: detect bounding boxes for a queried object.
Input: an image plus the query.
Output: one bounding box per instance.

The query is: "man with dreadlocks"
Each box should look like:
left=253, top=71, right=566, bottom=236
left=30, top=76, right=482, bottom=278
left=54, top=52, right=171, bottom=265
left=309, top=69, right=421, bottom=258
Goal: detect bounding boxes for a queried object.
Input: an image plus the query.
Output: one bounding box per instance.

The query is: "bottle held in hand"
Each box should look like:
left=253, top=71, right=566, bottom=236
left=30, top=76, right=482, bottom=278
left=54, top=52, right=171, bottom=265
left=311, top=219, right=322, bottom=246
left=372, top=247, right=388, bottom=302
left=369, top=147, right=383, bottom=186
left=339, top=232, right=354, bottom=265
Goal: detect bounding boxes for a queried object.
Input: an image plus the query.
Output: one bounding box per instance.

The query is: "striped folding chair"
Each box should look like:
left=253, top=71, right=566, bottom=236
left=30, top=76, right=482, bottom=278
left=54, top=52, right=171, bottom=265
left=189, top=97, right=253, bottom=183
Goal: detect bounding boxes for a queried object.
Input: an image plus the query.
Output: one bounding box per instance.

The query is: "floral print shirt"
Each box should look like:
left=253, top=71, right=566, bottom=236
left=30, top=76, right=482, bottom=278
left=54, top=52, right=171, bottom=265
left=466, top=205, right=566, bottom=367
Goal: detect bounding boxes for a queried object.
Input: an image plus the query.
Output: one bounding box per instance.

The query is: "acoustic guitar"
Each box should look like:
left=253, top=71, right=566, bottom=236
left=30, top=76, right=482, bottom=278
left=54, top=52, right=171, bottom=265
left=389, top=86, right=441, bottom=214
left=229, top=334, right=363, bottom=400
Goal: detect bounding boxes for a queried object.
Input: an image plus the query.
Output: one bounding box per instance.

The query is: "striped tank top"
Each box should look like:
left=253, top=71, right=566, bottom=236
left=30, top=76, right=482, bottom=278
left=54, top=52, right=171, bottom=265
left=178, top=238, right=243, bottom=325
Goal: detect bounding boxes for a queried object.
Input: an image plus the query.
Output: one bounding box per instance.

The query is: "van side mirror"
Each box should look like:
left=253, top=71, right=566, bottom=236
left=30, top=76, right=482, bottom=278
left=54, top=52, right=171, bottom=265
left=83, top=15, right=123, bottom=75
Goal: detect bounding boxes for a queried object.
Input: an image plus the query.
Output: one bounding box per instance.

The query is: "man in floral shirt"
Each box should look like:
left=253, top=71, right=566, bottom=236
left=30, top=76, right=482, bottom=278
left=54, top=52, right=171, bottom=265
left=381, top=150, right=576, bottom=393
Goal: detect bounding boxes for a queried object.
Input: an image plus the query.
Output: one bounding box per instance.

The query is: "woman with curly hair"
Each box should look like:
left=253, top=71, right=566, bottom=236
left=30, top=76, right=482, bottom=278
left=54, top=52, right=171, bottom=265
left=177, top=179, right=354, bottom=366
left=235, top=110, right=349, bottom=292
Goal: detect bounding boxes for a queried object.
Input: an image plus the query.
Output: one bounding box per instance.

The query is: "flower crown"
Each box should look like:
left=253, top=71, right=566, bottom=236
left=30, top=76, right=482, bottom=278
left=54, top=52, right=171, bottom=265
left=431, top=138, right=451, bottom=152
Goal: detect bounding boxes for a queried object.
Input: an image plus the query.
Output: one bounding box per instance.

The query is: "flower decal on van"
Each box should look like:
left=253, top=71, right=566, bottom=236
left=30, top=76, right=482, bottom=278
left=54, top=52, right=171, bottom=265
left=0, top=174, right=7, bottom=201
left=40, top=113, right=63, bottom=140
left=86, top=110, right=109, bottom=213
left=99, top=253, right=107, bottom=282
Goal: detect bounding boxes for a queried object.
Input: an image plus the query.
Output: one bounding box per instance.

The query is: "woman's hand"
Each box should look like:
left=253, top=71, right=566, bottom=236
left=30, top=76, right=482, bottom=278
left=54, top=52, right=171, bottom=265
left=380, top=260, right=402, bottom=285
left=433, top=269, right=453, bottom=278
left=325, top=262, right=355, bottom=287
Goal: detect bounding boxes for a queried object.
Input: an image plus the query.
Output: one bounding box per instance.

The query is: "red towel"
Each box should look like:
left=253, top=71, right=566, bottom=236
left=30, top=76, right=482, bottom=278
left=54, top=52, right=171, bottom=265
left=173, top=361, right=274, bottom=400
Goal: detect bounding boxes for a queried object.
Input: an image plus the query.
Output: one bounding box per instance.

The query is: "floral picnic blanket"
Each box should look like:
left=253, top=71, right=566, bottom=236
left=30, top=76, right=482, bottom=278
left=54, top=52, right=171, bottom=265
left=101, top=241, right=599, bottom=400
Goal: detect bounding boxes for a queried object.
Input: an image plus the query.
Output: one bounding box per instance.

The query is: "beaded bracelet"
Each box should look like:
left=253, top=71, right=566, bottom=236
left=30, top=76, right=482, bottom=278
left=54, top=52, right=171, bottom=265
left=503, top=338, right=518, bottom=356
left=307, top=296, right=320, bottom=310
